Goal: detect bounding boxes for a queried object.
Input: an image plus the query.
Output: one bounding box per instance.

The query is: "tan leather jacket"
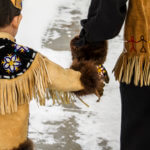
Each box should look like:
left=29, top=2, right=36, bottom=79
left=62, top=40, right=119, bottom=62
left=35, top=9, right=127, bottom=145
left=0, top=32, right=84, bottom=150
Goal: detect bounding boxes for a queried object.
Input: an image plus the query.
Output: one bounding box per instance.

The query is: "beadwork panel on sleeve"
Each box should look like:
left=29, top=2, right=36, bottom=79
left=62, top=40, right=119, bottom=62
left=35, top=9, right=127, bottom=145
left=0, top=38, right=37, bottom=79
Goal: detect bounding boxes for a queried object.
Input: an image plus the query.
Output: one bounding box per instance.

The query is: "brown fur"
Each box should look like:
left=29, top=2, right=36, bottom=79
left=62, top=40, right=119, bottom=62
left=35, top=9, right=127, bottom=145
left=71, top=60, right=99, bottom=96
left=95, top=82, right=105, bottom=102
left=12, top=139, right=34, bottom=150
left=70, top=36, right=108, bottom=65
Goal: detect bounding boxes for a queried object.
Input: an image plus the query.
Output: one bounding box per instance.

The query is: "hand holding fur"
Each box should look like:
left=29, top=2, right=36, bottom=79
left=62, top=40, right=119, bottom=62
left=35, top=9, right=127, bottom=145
left=71, top=60, right=107, bottom=99
left=70, top=36, right=109, bottom=100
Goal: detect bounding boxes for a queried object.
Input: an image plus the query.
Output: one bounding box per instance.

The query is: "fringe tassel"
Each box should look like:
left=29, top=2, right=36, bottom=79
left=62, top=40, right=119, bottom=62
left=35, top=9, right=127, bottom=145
left=0, top=53, right=74, bottom=115
left=113, top=52, right=150, bottom=87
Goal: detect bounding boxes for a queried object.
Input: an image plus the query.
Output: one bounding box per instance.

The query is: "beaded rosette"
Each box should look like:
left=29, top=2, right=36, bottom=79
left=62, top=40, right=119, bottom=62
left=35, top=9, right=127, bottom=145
left=97, top=65, right=109, bottom=83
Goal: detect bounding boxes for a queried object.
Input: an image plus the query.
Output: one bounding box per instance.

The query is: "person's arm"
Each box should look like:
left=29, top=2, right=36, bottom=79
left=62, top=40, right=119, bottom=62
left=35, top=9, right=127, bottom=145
left=44, top=57, right=83, bottom=92
left=69, top=0, right=128, bottom=99
left=70, top=0, right=128, bottom=65
left=43, top=55, right=101, bottom=96
left=79, top=0, right=128, bottom=44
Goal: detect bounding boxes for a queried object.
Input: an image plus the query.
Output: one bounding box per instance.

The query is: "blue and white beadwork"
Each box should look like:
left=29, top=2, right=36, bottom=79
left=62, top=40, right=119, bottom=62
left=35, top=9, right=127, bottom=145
left=2, top=54, right=22, bottom=73
left=13, top=44, right=30, bottom=53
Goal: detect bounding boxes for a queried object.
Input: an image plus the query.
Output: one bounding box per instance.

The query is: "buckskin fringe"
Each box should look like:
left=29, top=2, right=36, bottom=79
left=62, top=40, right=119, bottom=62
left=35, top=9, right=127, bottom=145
left=113, top=52, right=150, bottom=87
left=0, top=53, right=72, bottom=115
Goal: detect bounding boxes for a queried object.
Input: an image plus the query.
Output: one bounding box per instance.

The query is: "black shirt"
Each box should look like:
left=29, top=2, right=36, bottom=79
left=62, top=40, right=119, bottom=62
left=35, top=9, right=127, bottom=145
left=78, top=0, right=128, bottom=45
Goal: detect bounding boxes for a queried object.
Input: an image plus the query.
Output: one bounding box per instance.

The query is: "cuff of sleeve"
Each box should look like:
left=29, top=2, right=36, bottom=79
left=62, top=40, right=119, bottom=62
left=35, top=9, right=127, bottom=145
left=70, top=36, right=108, bottom=65
left=70, top=60, right=99, bottom=96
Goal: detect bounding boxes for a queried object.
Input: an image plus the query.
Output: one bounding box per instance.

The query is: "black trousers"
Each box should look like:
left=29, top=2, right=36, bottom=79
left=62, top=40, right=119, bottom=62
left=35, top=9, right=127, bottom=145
left=120, top=82, right=150, bottom=150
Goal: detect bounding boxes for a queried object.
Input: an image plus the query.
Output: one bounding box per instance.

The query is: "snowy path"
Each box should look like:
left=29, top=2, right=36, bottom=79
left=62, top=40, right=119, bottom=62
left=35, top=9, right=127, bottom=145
left=16, top=0, right=124, bottom=149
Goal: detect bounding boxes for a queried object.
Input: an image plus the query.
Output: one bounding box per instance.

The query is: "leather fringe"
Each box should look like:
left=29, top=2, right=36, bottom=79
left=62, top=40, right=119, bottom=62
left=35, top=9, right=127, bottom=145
left=0, top=53, right=72, bottom=115
left=113, top=52, right=150, bottom=87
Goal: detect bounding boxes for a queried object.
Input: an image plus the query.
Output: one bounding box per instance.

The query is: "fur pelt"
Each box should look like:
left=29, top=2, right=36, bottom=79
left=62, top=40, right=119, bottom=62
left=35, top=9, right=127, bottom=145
left=70, top=36, right=108, bottom=65
left=71, top=60, right=100, bottom=96
left=12, top=139, right=34, bottom=150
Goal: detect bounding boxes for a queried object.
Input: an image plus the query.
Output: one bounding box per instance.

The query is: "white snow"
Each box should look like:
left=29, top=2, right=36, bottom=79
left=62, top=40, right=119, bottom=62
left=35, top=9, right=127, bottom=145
left=16, top=0, right=124, bottom=149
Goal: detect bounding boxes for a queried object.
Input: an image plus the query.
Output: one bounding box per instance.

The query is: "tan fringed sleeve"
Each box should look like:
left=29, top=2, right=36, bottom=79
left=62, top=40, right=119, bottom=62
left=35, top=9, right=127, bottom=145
left=43, top=56, right=84, bottom=92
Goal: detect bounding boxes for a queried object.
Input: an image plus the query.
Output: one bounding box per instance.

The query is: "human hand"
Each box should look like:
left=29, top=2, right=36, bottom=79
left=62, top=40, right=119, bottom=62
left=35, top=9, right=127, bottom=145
left=71, top=60, right=109, bottom=102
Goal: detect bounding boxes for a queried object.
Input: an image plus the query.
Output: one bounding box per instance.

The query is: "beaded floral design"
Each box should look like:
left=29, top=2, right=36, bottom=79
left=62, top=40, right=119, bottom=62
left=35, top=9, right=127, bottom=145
left=97, top=65, right=109, bottom=83
left=97, top=65, right=107, bottom=77
left=13, top=44, right=30, bottom=53
left=1, top=54, right=22, bottom=73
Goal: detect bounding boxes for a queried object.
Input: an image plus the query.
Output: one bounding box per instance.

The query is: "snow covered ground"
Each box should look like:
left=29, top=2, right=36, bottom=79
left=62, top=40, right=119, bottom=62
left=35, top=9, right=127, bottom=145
left=16, top=0, right=124, bottom=149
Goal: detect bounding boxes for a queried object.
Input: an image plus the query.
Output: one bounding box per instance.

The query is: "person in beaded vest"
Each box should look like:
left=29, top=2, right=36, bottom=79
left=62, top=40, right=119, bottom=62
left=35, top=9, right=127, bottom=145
left=0, top=0, right=108, bottom=149
left=70, top=0, right=150, bottom=150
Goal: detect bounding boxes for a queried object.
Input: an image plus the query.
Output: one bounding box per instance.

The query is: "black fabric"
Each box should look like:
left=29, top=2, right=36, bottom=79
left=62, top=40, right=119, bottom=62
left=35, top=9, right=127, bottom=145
left=77, top=0, right=128, bottom=45
left=0, top=38, right=37, bottom=79
left=120, top=82, right=150, bottom=150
